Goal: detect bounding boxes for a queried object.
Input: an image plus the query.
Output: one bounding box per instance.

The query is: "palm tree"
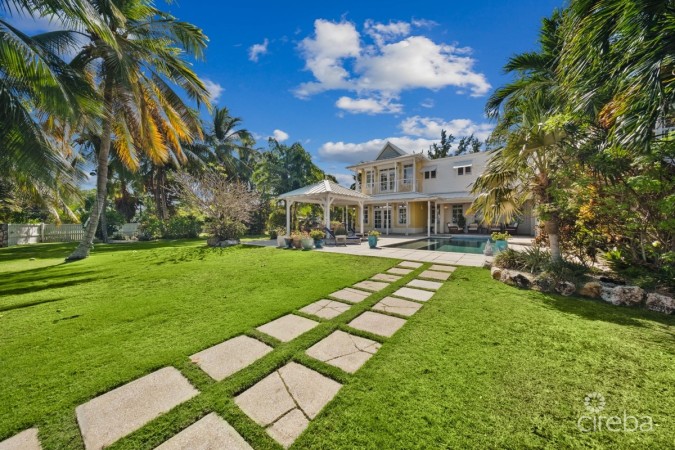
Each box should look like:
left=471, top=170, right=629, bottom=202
left=469, top=12, right=571, bottom=261
left=66, top=0, right=210, bottom=260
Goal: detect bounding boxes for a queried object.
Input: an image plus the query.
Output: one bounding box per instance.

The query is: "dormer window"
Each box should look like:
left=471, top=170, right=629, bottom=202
left=423, top=167, right=437, bottom=179
left=454, top=161, right=473, bottom=175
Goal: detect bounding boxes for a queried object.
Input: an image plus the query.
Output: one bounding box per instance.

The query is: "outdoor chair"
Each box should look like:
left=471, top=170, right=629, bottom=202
left=505, top=221, right=519, bottom=234
left=467, top=223, right=479, bottom=233
left=489, top=223, right=502, bottom=233
left=447, top=222, right=461, bottom=233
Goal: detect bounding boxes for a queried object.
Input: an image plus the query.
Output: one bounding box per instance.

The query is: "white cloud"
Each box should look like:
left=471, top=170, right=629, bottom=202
left=333, top=173, right=356, bottom=187
left=5, top=12, right=65, bottom=33
left=335, top=96, right=402, bottom=115
left=203, top=79, right=224, bottom=103
left=399, top=115, right=493, bottom=141
left=248, top=38, right=269, bottom=62
left=420, top=98, right=435, bottom=108
left=294, top=19, right=491, bottom=109
left=318, top=137, right=435, bottom=164
left=271, top=129, right=289, bottom=142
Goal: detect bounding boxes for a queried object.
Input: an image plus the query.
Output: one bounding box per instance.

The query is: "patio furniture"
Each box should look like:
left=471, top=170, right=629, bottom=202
left=505, top=221, right=519, bottom=234
left=489, top=223, right=502, bottom=233
left=447, top=222, right=461, bottom=233
left=467, top=222, right=479, bottom=233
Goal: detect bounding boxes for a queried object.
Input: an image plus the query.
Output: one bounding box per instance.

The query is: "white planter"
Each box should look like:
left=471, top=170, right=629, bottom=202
left=276, top=235, right=287, bottom=247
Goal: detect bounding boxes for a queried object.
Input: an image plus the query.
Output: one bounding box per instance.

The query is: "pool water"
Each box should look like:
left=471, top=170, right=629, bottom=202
left=386, top=237, right=489, bottom=254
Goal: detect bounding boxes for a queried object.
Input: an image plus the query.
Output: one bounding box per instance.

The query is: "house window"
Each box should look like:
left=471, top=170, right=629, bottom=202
left=424, top=170, right=436, bottom=179
left=403, top=164, right=413, bottom=184
left=452, top=205, right=463, bottom=224
left=363, top=206, right=369, bottom=224
left=365, top=170, right=374, bottom=188
left=380, top=168, right=395, bottom=191
left=457, top=166, right=472, bottom=175
left=398, top=205, right=407, bottom=225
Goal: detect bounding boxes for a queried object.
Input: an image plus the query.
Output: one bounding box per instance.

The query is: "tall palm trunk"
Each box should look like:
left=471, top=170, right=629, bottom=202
left=544, top=215, right=562, bottom=262
left=67, top=77, right=114, bottom=261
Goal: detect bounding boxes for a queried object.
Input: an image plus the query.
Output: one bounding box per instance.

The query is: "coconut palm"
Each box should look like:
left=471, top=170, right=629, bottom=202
left=66, top=0, right=210, bottom=260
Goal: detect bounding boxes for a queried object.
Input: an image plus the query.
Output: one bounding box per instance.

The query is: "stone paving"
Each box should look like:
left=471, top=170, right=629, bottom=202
left=372, top=297, right=423, bottom=317
left=328, top=287, right=371, bottom=303
left=386, top=267, right=413, bottom=276
left=407, top=279, right=443, bottom=291
left=352, top=280, right=390, bottom=292
left=299, top=299, right=351, bottom=319
left=155, top=413, right=252, bottom=450
left=306, top=330, right=381, bottom=373
left=235, top=362, right=341, bottom=448
left=371, top=273, right=401, bottom=282
left=429, top=264, right=456, bottom=272
left=190, top=335, right=272, bottom=381
left=256, top=314, right=319, bottom=342
left=76, top=367, right=199, bottom=450
left=419, top=269, right=451, bottom=281
left=398, top=261, right=423, bottom=269
left=348, top=311, right=407, bottom=337
left=0, top=428, right=41, bottom=450
left=391, top=286, right=435, bottom=302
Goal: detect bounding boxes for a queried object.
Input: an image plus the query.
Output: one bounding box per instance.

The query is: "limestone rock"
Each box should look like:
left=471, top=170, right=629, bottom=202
left=490, top=266, right=502, bottom=280
left=555, top=280, right=576, bottom=296
left=600, top=284, right=645, bottom=307
left=645, top=293, right=675, bottom=314
left=579, top=281, right=602, bottom=299
left=531, top=272, right=555, bottom=292
left=500, top=270, right=533, bottom=289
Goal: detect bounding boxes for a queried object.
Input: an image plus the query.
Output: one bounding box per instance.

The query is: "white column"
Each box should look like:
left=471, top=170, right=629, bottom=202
left=412, top=160, right=416, bottom=192
left=385, top=202, right=389, bottom=235
left=324, top=197, right=331, bottom=229
left=286, top=200, right=292, bottom=235
left=427, top=200, right=431, bottom=237
left=405, top=201, right=409, bottom=236
left=435, top=203, right=439, bottom=235
left=359, top=201, right=364, bottom=235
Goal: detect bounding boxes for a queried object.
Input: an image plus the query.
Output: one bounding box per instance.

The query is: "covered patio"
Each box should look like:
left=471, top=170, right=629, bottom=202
left=277, top=180, right=372, bottom=235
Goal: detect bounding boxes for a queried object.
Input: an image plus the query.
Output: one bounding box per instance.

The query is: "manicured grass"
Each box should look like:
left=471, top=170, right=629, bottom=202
left=1, top=242, right=673, bottom=449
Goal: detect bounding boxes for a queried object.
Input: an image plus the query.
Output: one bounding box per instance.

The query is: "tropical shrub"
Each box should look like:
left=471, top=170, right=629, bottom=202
left=491, top=231, right=511, bottom=241
left=368, top=230, right=381, bottom=237
left=164, top=215, right=202, bottom=239
left=310, top=229, right=325, bottom=240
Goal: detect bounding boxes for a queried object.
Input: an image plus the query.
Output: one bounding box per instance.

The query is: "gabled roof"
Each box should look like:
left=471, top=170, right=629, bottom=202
left=375, top=141, right=407, bottom=160
left=277, top=180, right=370, bottom=200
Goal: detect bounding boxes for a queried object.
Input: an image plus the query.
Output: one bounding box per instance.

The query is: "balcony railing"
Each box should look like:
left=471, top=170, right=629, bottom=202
left=356, top=179, right=422, bottom=195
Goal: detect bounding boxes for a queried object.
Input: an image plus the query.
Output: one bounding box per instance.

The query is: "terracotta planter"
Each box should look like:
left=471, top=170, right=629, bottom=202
left=292, top=237, right=302, bottom=249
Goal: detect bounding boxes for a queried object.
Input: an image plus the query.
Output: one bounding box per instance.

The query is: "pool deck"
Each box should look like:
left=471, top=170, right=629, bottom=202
left=245, top=234, right=534, bottom=268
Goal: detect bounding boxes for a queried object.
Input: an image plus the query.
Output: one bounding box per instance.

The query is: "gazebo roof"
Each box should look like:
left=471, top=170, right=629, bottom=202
left=277, top=180, right=371, bottom=204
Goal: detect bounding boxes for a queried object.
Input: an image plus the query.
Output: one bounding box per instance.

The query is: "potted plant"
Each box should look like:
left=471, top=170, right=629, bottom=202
left=491, top=231, right=510, bottom=252
left=275, top=227, right=287, bottom=248
left=368, top=230, right=381, bottom=248
left=290, top=230, right=303, bottom=249
left=457, top=214, right=466, bottom=233
left=310, top=229, right=326, bottom=248
left=300, top=231, right=314, bottom=250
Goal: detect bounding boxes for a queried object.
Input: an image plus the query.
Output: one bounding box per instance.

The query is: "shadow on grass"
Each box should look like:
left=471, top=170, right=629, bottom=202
left=0, top=297, right=66, bottom=312
left=0, top=268, right=104, bottom=297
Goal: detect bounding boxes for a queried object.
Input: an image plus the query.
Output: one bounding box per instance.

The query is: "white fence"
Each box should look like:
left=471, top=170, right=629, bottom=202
left=3, top=222, right=139, bottom=246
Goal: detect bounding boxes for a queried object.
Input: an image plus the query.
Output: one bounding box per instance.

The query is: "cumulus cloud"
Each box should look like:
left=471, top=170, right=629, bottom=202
left=271, top=129, right=289, bottom=142
left=248, top=38, right=269, bottom=62
left=294, top=18, right=491, bottom=111
left=399, top=115, right=493, bottom=141
left=318, top=137, right=435, bottom=164
left=203, top=79, right=224, bottom=103
left=335, top=96, right=402, bottom=115
left=420, top=98, right=435, bottom=108
left=333, top=173, right=356, bottom=187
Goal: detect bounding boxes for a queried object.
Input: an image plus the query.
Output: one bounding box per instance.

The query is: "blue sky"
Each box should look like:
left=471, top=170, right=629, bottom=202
left=8, top=0, right=564, bottom=186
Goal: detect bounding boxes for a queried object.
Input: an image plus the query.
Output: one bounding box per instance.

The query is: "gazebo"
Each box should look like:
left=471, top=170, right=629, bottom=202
left=277, top=180, right=372, bottom=235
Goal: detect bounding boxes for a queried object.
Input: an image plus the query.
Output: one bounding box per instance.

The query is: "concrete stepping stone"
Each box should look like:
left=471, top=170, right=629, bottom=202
left=429, top=264, right=456, bottom=273
left=419, top=270, right=450, bottom=281
left=391, top=287, right=434, bottom=302
left=190, top=335, right=272, bottom=381
left=328, top=287, right=370, bottom=303
left=299, top=299, right=350, bottom=319
left=372, top=297, right=423, bottom=317
left=371, top=273, right=401, bottom=282
left=155, top=413, right=252, bottom=450
left=235, top=362, right=341, bottom=448
left=348, top=311, right=407, bottom=338
left=0, top=428, right=41, bottom=450
left=306, top=330, right=381, bottom=373
left=76, top=367, right=199, bottom=450
left=386, top=267, right=412, bottom=276
left=398, top=261, right=423, bottom=269
left=407, top=279, right=443, bottom=291
left=256, top=314, right=319, bottom=342
left=352, top=280, right=389, bottom=292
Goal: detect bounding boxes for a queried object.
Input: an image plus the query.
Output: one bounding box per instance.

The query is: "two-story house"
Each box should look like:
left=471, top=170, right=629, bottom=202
left=347, top=142, right=535, bottom=236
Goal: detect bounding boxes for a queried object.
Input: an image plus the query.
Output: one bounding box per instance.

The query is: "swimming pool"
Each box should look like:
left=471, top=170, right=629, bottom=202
left=385, top=236, right=490, bottom=254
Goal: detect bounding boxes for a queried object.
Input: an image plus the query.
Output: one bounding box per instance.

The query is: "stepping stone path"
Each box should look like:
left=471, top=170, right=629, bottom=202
left=328, top=287, right=370, bottom=303
left=386, top=267, right=413, bottom=276
left=352, top=280, right=389, bottom=292
left=372, top=297, right=423, bottom=317
left=155, top=413, right=252, bottom=450
left=419, top=270, right=451, bottom=281
left=392, top=287, right=435, bottom=302
left=398, top=261, right=423, bottom=269
left=407, top=279, right=443, bottom=291
left=235, top=362, right=341, bottom=448
left=257, top=314, right=319, bottom=342
left=429, top=264, right=456, bottom=272
left=299, top=299, right=351, bottom=319
left=371, top=273, right=401, bottom=282
left=190, top=335, right=272, bottom=381
left=76, top=367, right=199, bottom=450
left=306, top=330, right=381, bottom=373
left=348, top=311, right=407, bottom=337
left=0, top=428, right=41, bottom=450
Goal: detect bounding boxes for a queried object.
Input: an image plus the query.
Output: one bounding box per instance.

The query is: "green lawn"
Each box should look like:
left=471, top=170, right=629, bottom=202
left=1, top=241, right=673, bottom=449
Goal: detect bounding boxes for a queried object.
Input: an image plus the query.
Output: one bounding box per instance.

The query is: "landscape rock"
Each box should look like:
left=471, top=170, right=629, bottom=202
left=490, top=266, right=502, bottom=280
left=600, top=284, right=645, bottom=307
left=645, top=293, right=675, bottom=314
left=531, top=272, right=555, bottom=292
left=500, top=270, right=533, bottom=289
left=579, top=281, right=602, bottom=299
left=555, top=280, right=577, bottom=296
